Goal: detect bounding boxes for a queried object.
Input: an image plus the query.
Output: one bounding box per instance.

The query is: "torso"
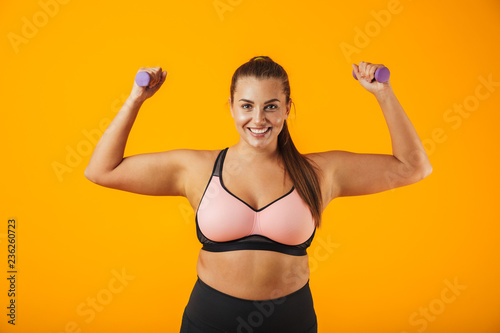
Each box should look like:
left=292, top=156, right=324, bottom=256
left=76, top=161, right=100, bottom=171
left=184, top=148, right=330, bottom=301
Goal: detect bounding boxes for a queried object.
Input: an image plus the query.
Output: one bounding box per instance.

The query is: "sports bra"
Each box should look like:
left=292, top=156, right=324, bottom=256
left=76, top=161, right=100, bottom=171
left=195, top=147, right=316, bottom=256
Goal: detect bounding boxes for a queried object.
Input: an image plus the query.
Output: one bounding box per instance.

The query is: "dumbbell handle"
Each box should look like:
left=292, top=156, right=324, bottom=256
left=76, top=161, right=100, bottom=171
left=135, top=72, right=151, bottom=87
left=352, top=66, right=390, bottom=83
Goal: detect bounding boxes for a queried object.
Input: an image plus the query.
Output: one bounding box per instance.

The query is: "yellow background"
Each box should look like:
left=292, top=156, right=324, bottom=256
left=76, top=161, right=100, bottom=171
left=1, top=0, right=499, bottom=332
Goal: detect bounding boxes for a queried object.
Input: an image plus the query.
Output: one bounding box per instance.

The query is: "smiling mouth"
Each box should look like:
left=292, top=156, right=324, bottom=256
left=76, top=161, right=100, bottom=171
left=248, top=127, right=271, bottom=134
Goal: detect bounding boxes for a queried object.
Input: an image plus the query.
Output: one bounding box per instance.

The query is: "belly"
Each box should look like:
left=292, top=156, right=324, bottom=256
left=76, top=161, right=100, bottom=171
left=196, top=249, right=310, bottom=301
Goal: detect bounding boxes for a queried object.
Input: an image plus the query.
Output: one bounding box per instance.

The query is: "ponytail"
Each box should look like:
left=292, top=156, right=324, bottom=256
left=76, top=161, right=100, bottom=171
left=277, top=120, right=323, bottom=228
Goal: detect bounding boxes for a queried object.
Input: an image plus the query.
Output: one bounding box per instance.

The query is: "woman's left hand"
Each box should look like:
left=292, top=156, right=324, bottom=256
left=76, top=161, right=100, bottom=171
left=352, top=61, right=392, bottom=96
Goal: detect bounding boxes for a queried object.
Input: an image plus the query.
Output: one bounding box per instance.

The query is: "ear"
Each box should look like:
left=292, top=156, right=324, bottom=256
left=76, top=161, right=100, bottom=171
left=229, top=97, right=234, bottom=118
left=285, top=99, right=291, bottom=119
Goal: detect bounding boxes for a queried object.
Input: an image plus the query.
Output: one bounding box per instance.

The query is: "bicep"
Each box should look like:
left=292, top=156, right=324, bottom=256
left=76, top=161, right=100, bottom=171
left=320, top=150, right=426, bottom=199
left=87, top=149, right=193, bottom=196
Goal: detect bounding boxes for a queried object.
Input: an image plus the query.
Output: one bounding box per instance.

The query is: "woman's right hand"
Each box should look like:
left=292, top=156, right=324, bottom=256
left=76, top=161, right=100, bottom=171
left=130, top=67, right=167, bottom=103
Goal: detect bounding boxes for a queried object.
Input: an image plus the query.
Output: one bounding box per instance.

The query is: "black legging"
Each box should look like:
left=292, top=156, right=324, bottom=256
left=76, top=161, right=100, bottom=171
left=180, top=276, right=318, bottom=333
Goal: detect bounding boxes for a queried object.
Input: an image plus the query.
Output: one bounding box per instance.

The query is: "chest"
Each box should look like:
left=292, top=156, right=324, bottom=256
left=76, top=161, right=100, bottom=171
left=221, top=168, right=293, bottom=211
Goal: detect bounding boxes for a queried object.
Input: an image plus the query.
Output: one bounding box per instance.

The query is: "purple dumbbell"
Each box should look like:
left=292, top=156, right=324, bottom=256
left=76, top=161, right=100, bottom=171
left=352, top=66, right=390, bottom=83
left=135, top=71, right=151, bottom=87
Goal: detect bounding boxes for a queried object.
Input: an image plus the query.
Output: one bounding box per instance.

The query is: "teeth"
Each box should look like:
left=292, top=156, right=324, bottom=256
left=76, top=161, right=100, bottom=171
left=249, top=127, right=269, bottom=134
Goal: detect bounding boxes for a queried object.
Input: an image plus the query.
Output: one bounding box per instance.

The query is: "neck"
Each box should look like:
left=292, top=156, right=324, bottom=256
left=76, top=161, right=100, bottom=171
left=231, top=140, right=280, bottom=162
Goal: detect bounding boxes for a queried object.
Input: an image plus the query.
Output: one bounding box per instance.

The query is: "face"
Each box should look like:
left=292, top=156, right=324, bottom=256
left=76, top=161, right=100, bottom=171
left=229, top=77, right=291, bottom=150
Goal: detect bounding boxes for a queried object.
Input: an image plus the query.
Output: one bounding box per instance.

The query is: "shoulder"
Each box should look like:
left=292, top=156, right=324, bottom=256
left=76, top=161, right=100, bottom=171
left=170, top=148, right=223, bottom=172
left=178, top=148, right=224, bottom=206
left=302, top=150, right=342, bottom=173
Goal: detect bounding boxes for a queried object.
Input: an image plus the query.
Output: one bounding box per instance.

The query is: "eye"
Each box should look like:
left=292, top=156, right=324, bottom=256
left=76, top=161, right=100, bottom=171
left=240, top=104, right=278, bottom=110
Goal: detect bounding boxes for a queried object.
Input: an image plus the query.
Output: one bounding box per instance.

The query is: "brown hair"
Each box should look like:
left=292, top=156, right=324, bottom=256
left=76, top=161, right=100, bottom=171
left=229, top=56, right=323, bottom=228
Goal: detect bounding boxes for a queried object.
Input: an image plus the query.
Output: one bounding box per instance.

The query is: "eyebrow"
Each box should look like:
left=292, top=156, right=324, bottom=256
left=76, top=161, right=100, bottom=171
left=238, top=98, right=280, bottom=104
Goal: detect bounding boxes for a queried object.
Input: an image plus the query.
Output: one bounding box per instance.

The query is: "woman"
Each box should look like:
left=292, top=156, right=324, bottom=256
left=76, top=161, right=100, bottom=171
left=85, top=56, right=432, bottom=332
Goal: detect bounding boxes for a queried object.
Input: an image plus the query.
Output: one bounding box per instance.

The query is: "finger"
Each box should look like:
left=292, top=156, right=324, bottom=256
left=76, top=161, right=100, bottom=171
left=150, top=67, right=160, bottom=87
left=155, top=70, right=167, bottom=88
left=155, top=68, right=164, bottom=86
left=148, top=69, right=158, bottom=88
left=151, top=68, right=160, bottom=87
left=359, top=61, right=367, bottom=78
left=367, top=64, right=377, bottom=82
left=150, top=70, right=167, bottom=92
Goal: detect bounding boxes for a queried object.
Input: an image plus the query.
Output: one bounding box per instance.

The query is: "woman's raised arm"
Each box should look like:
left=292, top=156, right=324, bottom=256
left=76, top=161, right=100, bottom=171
left=310, top=62, right=432, bottom=204
left=84, top=67, right=194, bottom=196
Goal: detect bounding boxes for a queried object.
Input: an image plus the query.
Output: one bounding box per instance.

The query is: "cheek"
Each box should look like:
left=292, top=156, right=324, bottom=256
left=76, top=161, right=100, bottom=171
left=272, top=115, right=284, bottom=125
left=235, top=113, right=251, bottom=124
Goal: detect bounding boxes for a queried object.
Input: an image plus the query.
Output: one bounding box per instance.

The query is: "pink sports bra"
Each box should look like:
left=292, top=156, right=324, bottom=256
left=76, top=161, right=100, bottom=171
left=195, top=147, right=316, bottom=256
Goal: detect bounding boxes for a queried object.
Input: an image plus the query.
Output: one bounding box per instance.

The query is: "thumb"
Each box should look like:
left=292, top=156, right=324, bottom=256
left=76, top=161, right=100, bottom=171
left=159, top=70, right=167, bottom=84
left=352, top=63, right=359, bottom=77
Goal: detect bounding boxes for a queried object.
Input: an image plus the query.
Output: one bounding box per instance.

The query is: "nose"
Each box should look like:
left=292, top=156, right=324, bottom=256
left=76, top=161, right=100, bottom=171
left=253, top=108, right=266, bottom=125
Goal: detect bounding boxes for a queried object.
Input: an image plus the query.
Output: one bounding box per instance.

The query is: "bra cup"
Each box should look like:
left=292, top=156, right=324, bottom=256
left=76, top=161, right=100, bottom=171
left=197, top=177, right=254, bottom=242
left=257, top=190, right=316, bottom=246
left=198, top=176, right=315, bottom=245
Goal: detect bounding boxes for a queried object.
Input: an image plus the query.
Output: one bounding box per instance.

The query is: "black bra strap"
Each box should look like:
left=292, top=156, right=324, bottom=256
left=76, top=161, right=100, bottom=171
left=213, top=147, right=228, bottom=177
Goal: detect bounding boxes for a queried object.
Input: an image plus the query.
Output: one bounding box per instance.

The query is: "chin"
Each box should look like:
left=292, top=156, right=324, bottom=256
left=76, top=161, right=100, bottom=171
left=245, top=137, right=277, bottom=149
